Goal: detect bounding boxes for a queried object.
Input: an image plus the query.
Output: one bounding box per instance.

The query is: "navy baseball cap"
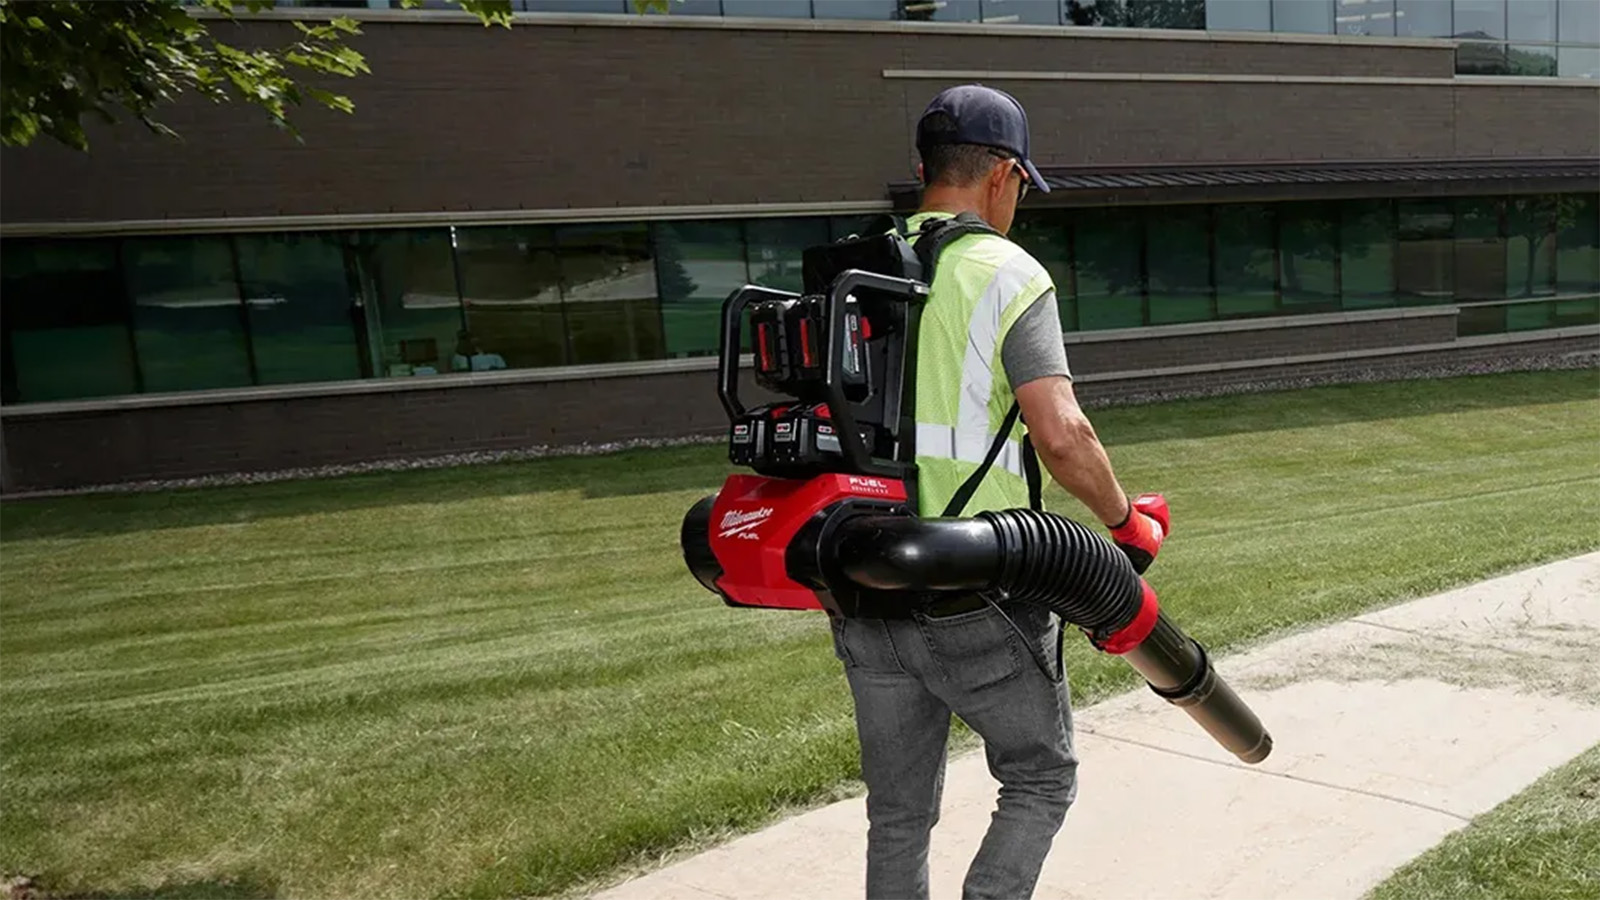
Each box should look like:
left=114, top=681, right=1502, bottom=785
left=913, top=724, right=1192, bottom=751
left=916, top=84, right=1051, bottom=194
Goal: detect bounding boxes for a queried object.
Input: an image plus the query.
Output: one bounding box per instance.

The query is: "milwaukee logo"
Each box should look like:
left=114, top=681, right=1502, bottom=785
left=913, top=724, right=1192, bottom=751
left=718, top=507, right=774, bottom=538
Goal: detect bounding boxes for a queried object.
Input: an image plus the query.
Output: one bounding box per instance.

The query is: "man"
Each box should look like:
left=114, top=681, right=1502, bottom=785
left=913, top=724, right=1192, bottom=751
left=829, top=84, right=1167, bottom=900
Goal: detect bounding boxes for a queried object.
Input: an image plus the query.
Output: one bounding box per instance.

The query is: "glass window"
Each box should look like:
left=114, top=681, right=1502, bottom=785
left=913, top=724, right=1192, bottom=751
left=1207, top=0, right=1271, bottom=30
left=1456, top=41, right=1510, bottom=73
left=1067, top=0, right=1203, bottom=28
left=1396, top=200, right=1455, bottom=304
left=1395, top=0, right=1452, bottom=36
left=1558, top=46, right=1600, bottom=78
left=655, top=221, right=746, bottom=358
left=1215, top=204, right=1278, bottom=318
left=667, top=0, right=725, bottom=14
left=351, top=229, right=462, bottom=378
left=829, top=215, right=883, bottom=241
left=1010, top=210, right=1075, bottom=330
left=1454, top=197, right=1506, bottom=301
left=1340, top=199, right=1397, bottom=309
left=454, top=226, right=568, bottom=370
left=1277, top=203, right=1340, bottom=313
left=122, top=236, right=254, bottom=392
left=1073, top=207, right=1144, bottom=330
left=0, top=240, right=138, bottom=403
left=1560, top=0, right=1600, bottom=43
left=557, top=223, right=664, bottom=365
left=1336, top=0, right=1396, bottom=36
left=1145, top=206, right=1213, bottom=325
left=521, top=0, right=627, bottom=10
left=1507, top=0, right=1555, bottom=40
left=744, top=218, right=829, bottom=295
left=1507, top=44, right=1558, bottom=74
left=1273, top=0, right=1334, bottom=32
left=723, top=0, right=813, bottom=15
left=233, top=232, right=362, bottom=385
left=1506, top=196, right=1558, bottom=298
left=1453, top=0, right=1504, bottom=37
left=902, top=0, right=982, bottom=20
left=1556, top=193, right=1600, bottom=293
left=981, top=0, right=1062, bottom=24
left=811, top=0, right=897, bottom=18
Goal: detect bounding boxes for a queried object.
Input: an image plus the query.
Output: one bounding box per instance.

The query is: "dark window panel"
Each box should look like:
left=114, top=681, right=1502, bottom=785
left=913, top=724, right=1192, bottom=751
left=1397, top=199, right=1455, bottom=304
left=829, top=215, right=883, bottom=241
left=1395, top=0, right=1452, bottom=36
left=1215, top=203, right=1279, bottom=318
left=745, top=217, right=829, bottom=295
left=1456, top=41, right=1510, bottom=74
left=1453, top=0, right=1505, bottom=38
left=1555, top=193, right=1600, bottom=293
left=351, top=229, right=463, bottom=377
left=1505, top=196, right=1558, bottom=298
left=1146, top=206, right=1213, bottom=324
left=123, top=236, right=254, bottom=392
left=234, top=232, right=363, bottom=385
left=0, top=239, right=138, bottom=402
left=1073, top=207, right=1144, bottom=330
left=1277, top=203, right=1341, bottom=313
left=1273, top=0, right=1334, bottom=32
left=454, top=225, right=568, bottom=370
left=811, top=0, right=898, bottom=18
left=980, top=0, right=1062, bottom=25
left=557, top=222, right=664, bottom=365
left=1009, top=209, right=1075, bottom=330
left=1559, top=0, right=1600, bottom=43
left=654, top=220, right=747, bottom=358
left=1454, top=197, right=1506, bottom=301
left=1336, top=0, right=1396, bottom=35
left=1341, top=199, right=1397, bottom=310
left=723, top=0, right=813, bottom=15
left=1507, top=0, right=1555, bottom=40
left=1207, top=0, right=1271, bottom=31
left=1067, top=0, right=1203, bottom=28
left=1507, top=44, right=1558, bottom=75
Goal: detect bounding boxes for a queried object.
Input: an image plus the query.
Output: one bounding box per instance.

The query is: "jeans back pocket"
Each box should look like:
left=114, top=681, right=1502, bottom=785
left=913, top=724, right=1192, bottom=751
left=916, top=605, right=1023, bottom=693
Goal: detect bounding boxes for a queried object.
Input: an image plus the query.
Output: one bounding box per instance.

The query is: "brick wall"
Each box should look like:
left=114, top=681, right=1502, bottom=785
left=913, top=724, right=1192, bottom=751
left=2, top=16, right=1591, bottom=226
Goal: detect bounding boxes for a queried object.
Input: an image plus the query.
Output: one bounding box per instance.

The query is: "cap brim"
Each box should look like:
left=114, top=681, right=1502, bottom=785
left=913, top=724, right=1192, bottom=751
left=1021, top=158, right=1050, bottom=194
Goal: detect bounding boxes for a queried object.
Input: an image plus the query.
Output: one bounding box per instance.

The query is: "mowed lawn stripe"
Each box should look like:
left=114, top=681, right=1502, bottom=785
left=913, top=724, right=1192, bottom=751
left=1, top=370, right=1596, bottom=899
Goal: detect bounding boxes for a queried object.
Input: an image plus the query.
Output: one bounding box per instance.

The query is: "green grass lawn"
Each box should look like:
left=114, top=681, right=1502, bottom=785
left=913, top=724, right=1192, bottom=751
left=1367, top=742, right=1600, bottom=900
left=2, top=370, right=1597, bottom=899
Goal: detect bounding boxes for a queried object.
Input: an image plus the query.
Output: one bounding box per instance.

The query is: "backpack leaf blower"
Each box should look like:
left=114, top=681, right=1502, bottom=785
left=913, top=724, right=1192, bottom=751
left=679, top=215, right=1271, bottom=764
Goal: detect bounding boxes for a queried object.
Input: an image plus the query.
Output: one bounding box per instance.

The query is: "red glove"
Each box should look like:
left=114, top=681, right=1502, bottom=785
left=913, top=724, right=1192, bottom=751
left=1109, top=493, right=1169, bottom=574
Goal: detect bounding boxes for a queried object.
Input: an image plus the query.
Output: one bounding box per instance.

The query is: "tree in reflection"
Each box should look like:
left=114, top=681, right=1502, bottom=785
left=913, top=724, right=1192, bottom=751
left=1064, top=0, right=1204, bottom=29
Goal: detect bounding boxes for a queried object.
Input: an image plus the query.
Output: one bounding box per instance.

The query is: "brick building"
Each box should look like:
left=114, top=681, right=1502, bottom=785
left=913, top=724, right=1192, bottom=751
left=1, top=0, right=1597, bottom=491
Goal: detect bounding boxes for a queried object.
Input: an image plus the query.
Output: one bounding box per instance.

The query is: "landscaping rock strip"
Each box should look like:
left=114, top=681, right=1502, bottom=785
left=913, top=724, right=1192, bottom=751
left=591, top=553, right=1600, bottom=900
left=7, top=355, right=1593, bottom=501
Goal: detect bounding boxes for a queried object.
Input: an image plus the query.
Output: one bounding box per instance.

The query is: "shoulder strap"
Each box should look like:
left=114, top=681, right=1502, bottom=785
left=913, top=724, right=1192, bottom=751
left=910, top=211, right=1000, bottom=285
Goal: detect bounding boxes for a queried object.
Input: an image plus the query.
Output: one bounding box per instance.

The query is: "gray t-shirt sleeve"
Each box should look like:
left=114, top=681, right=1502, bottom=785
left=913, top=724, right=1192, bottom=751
left=1001, top=289, right=1072, bottom=388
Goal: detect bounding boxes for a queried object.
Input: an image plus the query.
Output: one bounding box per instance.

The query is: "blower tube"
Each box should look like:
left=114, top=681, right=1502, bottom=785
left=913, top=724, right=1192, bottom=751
left=830, top=509, right=1272, bottom=764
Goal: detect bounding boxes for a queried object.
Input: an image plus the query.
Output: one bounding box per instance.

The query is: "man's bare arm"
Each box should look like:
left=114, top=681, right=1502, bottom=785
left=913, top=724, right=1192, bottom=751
left=1014, top=375, right=1129, bottom=527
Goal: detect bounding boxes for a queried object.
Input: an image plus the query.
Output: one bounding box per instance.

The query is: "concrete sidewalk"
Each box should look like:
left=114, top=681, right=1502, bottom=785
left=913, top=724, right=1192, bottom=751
left=594, top=553, right=1600, bottom=900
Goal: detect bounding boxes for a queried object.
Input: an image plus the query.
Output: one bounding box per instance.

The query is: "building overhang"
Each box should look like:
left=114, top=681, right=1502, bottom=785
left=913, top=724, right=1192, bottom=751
left=888, top=157, right=1600, bottom=210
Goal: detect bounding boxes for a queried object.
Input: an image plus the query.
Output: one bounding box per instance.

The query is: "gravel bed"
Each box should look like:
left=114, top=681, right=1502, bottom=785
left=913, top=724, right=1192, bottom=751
left=6, top=351, right=1594, bottom=500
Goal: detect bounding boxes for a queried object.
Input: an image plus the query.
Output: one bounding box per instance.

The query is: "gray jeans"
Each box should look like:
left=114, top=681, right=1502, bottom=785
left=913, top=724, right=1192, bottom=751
left=830, top=599, right=1077, bottom=900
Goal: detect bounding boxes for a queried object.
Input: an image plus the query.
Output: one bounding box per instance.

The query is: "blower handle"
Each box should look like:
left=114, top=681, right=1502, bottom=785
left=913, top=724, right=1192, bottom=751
left=821, top=269, right=929, bottom=477
left=717, top=284, right=804, bottom=421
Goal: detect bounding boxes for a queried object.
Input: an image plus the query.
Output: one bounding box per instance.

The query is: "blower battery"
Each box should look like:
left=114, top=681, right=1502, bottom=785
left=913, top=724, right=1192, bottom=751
left=729, top=403, right=875, bottom=475
left=749, top=295, right=869, bottom=395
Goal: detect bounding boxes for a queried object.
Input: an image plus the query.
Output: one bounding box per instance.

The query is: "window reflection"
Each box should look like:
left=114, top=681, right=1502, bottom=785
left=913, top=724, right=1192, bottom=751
left=1340, top=199, right=1396, bottom=309
left=1073, top=207, right=1144, bottom=329
left=1453, top=0, right=1506, bottom=38
left=1507, top=0, right=1555, bottom=41
left=0, top=240, right=138, bottom=402
left=1207, top=0, right=1271, bottom=31
left=1395, top=0, right=1452, bottom=36
left=1277, top=203, right=1340, bottom=313
left=1454, top=197, right=1506, bottom=301
left=745, top=218, right=829, bottom=294
left=557, top=223, right=664, bottom=365
left=1009, top=210, right=1075, bottom=329
left=1397, top=200, right=1455, bottom=304
left=351, top=229, right=463, bottom=378
left=1505, top=196, right=1557, bottom=298
left=1215, top=204, right=1279, bottom=318
left=981, top=0, right=1063, bottom=25
left=1336, top=0, right=1395, bottom=36
left=1146, top=206, right=1213, bottom=324
left=723, top=0, right=813, bottom=15
left=901, top=0, right=982, bottom=21
left=1066, top=0, right=1204, bottom=28
left=455, top=226, right=568, bottom=370
left=1508, top=45, right=1557, bottom=75
left=235, top=232, right=363, bottom=384
left=811, top=0, right=898, bottom=19
left=1555, top=193, right=1600, bottom=293
left=1272, top=0, right=1333, bottom=33
left=123, top=236, right=254, bottom=392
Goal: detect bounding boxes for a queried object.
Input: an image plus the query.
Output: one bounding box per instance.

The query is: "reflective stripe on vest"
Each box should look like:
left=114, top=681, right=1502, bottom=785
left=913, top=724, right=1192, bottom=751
left=908, top=211, right=1054, bottom=516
